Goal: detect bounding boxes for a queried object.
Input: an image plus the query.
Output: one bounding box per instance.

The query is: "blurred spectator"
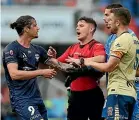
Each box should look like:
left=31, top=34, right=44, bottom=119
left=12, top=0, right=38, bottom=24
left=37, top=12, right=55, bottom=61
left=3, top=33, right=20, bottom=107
left=44, top=89, right=67, bottom=119
left=1, top=0, right=13, bottom=5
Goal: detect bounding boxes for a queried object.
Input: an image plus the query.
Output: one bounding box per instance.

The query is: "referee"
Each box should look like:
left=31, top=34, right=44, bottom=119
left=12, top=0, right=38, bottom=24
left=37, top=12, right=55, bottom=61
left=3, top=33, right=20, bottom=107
left=48, top=16, right=105, bottom=120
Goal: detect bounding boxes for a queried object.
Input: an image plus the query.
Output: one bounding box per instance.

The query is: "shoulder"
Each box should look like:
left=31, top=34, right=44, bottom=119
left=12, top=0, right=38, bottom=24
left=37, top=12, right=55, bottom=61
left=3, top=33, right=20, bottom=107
left=67, top=43, right=79, bottom=50
left=90, top=40, right=105, bottom=52
left=93, top=40, right=104, bottom=48
left=120, top=33, right=133, bottom=40
left=31, top=44, right=46, bottom=51
left=70, top=43, right=79, bottom=48
left=4, top=41, right=18, bottom=52
left=114, top=33, right=133, bottom=46
left=128, top=29, right=137, bottom=37
left=105, top=34, right=116, bottom=46
left=107, top=34, right=117, bottom=41
left=108, top=34, right=116, bottom=38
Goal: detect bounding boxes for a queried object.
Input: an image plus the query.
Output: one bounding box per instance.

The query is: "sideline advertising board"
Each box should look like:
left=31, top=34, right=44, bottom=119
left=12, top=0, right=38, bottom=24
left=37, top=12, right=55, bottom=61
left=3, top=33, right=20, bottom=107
left=1, top=6, right=77, bottom=44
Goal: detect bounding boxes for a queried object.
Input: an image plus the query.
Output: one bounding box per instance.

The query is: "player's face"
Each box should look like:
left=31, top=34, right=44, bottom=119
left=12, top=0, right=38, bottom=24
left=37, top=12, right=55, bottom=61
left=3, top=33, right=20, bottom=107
left=28, top=20, right=40, bottom=38
left=76, top=20, right=94, bottom=41
left=108, top=13, right=119, bottom=34
left=103, top=9, right=111, bottom=29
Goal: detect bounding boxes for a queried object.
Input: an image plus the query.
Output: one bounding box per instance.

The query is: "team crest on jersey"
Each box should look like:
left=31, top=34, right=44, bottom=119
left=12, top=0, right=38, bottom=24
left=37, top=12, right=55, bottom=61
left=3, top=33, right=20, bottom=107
left=9, top=50, right=14, bottom=55
left=107, top=107, right=113, bottom=116
left=28, top=50, right=31, bottom=54
left=74, top=52, right=81, bottom=55
left=35, top=54, right=40, bottom=61
left=115, top=43, right=121, bottom=47
left=22, top=53, right=28, bottom=61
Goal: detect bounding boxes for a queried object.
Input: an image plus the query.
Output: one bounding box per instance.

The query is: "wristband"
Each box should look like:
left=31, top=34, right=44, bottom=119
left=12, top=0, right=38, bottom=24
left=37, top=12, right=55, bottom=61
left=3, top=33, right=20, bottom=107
left=80, top=57, right=84, bottom=66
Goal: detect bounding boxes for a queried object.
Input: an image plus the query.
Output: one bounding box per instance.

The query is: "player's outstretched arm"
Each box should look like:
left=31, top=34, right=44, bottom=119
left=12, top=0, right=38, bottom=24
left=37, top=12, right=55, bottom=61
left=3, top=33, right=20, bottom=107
left=84, top=56, right=120, bottom=72
left=45, top=58, right=74, bottom=72
left=65, top=55, right=105, bottom=66
left=7, top=63, right=57, bottom=80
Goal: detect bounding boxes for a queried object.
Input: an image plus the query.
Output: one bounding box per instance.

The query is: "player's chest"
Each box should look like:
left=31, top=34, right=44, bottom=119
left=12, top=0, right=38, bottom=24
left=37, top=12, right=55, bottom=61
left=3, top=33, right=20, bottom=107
left=69, top=47, right=94, bottom=59
left=17, top=50, right=40, bottom=63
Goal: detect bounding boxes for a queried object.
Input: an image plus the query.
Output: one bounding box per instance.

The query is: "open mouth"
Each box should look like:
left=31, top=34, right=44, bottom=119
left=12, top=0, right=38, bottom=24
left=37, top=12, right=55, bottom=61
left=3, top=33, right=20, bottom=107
left=77, top=32, right=81, bottom=36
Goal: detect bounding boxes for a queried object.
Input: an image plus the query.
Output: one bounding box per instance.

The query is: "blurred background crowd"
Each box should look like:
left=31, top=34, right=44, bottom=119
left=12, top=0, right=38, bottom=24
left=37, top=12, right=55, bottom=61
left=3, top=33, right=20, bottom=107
left=1, top=0, right=139, bottom=120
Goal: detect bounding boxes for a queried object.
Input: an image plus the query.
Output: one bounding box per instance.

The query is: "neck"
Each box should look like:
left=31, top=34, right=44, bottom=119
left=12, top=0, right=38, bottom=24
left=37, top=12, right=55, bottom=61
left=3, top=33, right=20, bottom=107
left=116, top=26, right=128, bottom=37
left=17, top=35, right=32, bottom=48
left=80, top=35, right=93, bottom=45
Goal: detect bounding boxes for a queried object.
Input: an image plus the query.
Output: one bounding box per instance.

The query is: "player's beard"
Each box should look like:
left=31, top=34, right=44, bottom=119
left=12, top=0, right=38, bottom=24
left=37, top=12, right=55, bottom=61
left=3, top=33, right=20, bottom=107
left=111, top=27, right=118, bottom=34
left=34, top=33, right=39, bottom=38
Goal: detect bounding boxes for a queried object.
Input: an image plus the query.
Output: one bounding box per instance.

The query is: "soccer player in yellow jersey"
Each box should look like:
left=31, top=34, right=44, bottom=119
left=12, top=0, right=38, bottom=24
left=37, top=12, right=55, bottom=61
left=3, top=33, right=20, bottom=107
left=83, top=8, right=138, bottom=120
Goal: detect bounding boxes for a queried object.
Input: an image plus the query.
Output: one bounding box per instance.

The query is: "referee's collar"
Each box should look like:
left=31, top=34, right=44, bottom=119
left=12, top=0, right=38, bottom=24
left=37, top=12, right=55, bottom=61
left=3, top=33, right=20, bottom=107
left=79, top=39, right=94, bottom=48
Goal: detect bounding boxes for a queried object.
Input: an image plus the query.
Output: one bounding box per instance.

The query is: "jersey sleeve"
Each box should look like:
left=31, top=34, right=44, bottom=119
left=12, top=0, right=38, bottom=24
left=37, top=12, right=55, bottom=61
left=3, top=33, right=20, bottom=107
left=57, top=46, right=71, bottom=63
left=110, top=34, right=131, bottom=58
left=93, top=43, right=106, bottom=56
left=38, top=46, right=49, bottom=64
left=3, top=44, right=18, bottom=65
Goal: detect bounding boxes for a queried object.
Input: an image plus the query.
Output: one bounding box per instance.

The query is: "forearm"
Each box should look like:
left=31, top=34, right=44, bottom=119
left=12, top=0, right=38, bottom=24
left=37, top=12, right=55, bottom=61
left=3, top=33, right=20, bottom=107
left=84, top=56, right=119, bottom=72
left=10, top=69, right=43, bottom=80
left=86, top=62, right=111, bottom=72
left=85, top=55, right=105, bottom=63
left=46, top=58, right=73, bottom=71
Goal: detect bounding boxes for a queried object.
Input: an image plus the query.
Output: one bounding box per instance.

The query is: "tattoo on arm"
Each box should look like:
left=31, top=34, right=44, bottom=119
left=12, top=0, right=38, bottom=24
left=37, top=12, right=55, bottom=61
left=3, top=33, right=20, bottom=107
left=45, top=58, right=74, bottom=71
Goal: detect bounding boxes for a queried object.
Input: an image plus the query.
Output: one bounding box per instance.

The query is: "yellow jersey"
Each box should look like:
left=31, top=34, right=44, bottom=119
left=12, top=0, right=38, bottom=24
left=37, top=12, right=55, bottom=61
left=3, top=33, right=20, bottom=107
left=108, top=33, right=138, bottom=98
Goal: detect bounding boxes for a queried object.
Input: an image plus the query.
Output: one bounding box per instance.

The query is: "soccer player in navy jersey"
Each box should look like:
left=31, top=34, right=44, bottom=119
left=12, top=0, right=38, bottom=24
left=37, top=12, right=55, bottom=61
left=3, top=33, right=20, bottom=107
left=2, top=15, right=73, bottom=120
left=48, top=17, right=106, bottom=120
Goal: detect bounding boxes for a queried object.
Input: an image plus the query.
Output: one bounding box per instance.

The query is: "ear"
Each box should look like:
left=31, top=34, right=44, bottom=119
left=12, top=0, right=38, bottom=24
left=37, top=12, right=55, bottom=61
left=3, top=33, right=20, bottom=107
left=90, top=27, right=95, bottom=33
left=116, top=20, right=120, bottom=26
left=24, top=27, right=29, bottom=33
left=90, top=27, right=93, bottom=32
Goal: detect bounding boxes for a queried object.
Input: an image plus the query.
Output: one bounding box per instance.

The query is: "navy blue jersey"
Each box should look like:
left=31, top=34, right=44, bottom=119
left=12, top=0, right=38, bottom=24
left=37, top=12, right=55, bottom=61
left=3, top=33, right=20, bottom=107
left=3, top=41, right=48, bottom=109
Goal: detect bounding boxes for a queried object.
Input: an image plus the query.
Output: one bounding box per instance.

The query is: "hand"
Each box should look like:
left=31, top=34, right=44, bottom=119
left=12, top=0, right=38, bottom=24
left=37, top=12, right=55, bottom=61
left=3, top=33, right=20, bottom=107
left=65, top=56, right=80, bottom=66
left=41, top=69, right=57, bottom=79
left=47, top=46, right=57, bottom=58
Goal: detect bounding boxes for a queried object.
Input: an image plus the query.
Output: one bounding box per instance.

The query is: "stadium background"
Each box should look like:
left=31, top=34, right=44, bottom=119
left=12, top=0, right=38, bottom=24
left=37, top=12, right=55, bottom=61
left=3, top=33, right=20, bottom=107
left=1, top=0, right=139, bottom=119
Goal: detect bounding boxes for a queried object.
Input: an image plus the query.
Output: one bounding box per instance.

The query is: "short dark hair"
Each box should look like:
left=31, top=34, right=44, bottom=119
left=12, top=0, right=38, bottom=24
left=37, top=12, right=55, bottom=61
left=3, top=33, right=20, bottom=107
left=106, top=3, right=123, bottom=9
left=111, top=8, right=131, bottom=25
left=78, top=16, right=97, bottom=32
left=10, top=15, right=35, bottom=36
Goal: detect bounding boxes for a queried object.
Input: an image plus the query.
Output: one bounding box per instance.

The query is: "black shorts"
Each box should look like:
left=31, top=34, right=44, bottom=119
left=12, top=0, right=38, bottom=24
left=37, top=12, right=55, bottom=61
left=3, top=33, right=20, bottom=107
left=67, top=86, right=104, bottom=120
